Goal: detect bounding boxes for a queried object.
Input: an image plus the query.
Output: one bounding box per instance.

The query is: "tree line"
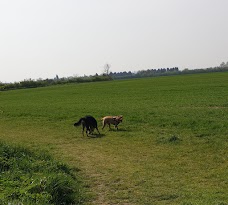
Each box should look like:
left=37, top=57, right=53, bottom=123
left=110, top=64, right=228, bottom=79
left=0, top=64, right=228, bottom=91
left=0, top=75, right=112, bottom=91
left=110, top=67, right=179, bottom=79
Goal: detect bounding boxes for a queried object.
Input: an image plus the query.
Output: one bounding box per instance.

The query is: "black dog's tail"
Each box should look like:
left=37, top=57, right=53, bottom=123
left=74, top=118, right=85, bottom=126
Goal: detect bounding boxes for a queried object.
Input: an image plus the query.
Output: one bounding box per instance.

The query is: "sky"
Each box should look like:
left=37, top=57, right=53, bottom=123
left=0, top=0, right=228, bottom=83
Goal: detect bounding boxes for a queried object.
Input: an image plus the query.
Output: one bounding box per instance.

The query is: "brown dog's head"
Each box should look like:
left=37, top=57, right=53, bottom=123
left=114, top=115, right=123, bottom=122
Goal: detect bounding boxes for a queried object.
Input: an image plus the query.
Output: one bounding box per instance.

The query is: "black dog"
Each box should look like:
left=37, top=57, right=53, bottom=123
left=74, top=115, right=100, bottom=136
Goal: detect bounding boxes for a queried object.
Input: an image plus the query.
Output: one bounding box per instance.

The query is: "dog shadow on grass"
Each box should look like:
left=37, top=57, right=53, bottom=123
left=87, top=133, right=105, bottom=138
left=108, top=128, right=129, bottom=132
left=86, top=128, right=130, bottom=138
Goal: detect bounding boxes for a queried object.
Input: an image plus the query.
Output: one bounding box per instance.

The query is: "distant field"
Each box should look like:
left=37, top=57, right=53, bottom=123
left=0, top=72, right=228, bottom=204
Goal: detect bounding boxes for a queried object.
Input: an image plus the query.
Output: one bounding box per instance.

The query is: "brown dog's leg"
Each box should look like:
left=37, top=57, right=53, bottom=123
left=102, top=121, right=106, bottom=129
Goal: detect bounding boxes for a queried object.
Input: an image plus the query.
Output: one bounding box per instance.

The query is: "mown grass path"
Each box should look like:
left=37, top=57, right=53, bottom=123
left=1, top=72, right=228, bottom=204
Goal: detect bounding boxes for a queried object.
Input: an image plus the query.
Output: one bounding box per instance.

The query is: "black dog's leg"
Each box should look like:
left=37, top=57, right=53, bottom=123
left=82, top=124, right=85, bottom=136
left=96, top=127, right=100, bottom=135
left=86, top=125, right=91, bottom=137
left=90, top=127, right=94, bottom=134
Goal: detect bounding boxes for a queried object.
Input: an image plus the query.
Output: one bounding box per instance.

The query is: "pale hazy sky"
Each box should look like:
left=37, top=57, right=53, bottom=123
left=0, top=0, right=227, bottom=83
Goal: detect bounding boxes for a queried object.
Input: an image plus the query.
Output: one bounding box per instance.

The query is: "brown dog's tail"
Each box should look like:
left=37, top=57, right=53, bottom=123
left=74, top=118, right=84, bottom=126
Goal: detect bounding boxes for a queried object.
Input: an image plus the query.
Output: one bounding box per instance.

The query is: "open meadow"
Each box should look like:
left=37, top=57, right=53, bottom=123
left=0, top=72, right=228, bottom=204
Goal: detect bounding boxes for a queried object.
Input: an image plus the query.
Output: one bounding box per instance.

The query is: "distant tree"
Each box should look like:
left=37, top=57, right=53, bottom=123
left=104, top=64, right=111, bottom=75
left=220, top=62, right=225, bottom=67
left=220, top=61, right=228, bottom=67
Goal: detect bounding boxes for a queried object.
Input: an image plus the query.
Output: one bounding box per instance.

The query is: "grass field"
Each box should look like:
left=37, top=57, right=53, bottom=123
left=0, top=72, right=228, bottom=204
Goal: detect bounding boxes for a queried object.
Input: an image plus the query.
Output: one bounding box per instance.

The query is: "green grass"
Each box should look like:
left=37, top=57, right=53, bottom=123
left=0, top=72, right=228, bottom=204
left=0, top=141, right=84, bottom=204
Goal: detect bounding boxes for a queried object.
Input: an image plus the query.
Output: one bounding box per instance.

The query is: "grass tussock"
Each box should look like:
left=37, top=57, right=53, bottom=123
left=0, top=141, right=84, bottom=205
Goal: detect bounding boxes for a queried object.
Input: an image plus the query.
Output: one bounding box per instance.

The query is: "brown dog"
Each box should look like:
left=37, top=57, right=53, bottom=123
left=102, top=115, right=123, bottom=130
